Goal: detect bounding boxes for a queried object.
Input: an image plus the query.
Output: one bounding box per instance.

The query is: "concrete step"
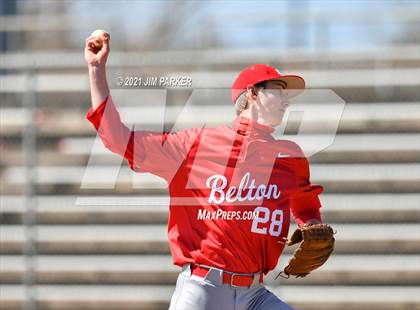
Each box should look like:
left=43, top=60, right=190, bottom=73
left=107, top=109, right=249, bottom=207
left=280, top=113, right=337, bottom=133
left=2, top=84, right=420, bottom=108
left=2, top=147, right=419, bottom=167
left=0, top=284, right=418, bottom=310
left=2, top=133, right=419, bottom=166
left=1, top=224, right=418, bottom=255
left=2, top=164, right=419, bottom=195
left=1, top=194, right=419, bottom=224
left=61, top=133, right=420, bottom=155
left=2, top=103, right=420, bottom=136
left=1, top=68, right=419, bottom=93
left=2, top=84, right=418, bottom=109
left=2, top=44, right=420, bottom=70
left=1, top=254, right=418, bottom=286
left=63, top=133, right=420, bottom=162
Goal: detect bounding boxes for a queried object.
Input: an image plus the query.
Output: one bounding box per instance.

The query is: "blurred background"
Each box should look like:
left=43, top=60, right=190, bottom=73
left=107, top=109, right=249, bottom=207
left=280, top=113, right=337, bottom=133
left=0, top=0, right=419, bottom=309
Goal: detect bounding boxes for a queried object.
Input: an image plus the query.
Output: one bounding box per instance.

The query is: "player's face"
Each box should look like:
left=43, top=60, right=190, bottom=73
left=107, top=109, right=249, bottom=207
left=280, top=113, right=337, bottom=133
left=255, top=81, right=290, bottom=126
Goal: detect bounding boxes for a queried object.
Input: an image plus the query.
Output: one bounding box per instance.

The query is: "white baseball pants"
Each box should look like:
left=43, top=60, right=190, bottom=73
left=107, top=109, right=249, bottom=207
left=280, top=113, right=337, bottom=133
left=169, top=264, right=294, bottom=310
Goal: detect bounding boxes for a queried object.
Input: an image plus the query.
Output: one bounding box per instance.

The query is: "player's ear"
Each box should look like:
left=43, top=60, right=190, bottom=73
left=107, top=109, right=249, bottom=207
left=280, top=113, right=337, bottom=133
left=246, top=84, right=258, bottom=100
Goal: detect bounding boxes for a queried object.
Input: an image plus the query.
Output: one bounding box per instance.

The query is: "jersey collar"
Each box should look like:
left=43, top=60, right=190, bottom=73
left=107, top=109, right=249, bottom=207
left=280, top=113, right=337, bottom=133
left=232, top=115, right=275, bottom=137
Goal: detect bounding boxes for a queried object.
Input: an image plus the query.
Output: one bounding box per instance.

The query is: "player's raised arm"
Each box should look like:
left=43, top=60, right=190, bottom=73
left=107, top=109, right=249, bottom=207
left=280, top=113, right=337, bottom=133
left=84, top=30, right=110, bottom=110
left=84, top=30, right=136, bottom=168
left=83, top=31, right=199, bottom=182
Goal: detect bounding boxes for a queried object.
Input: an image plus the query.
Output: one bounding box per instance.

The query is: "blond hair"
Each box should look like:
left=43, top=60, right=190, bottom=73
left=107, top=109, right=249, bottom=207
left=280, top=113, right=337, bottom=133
left=234, top=81, right=267, bottom=115
left=234, top=91, right=248, bottom=115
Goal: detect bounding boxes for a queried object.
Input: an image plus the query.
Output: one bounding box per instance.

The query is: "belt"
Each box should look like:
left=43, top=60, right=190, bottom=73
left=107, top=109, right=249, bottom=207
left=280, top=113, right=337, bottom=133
left=190, top=264, right=263, bottom=288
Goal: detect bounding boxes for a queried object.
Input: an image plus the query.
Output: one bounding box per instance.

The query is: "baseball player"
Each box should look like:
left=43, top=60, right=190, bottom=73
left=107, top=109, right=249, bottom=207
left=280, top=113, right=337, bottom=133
left=84, top=32, right=334, bottom=310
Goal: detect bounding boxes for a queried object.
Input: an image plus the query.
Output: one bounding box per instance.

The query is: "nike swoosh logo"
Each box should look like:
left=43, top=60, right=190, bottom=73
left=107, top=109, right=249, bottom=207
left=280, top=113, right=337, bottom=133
left=277, top=153, right=290, bottom=158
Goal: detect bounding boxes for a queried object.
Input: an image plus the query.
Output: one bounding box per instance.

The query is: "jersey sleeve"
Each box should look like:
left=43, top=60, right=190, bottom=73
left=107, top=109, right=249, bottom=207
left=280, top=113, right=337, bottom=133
left=85, top=95, right=200, bottom=182
left=282, top=142, right=324, bottom=227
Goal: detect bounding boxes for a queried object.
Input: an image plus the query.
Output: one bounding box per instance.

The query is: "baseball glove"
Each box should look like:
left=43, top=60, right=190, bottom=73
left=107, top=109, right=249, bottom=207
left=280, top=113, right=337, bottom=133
left=277, top=223, right=335, bottom=279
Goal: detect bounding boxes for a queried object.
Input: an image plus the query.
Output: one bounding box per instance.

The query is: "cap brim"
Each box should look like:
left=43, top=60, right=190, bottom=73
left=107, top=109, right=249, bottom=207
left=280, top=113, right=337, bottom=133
left=270, top=75, right=305, bottom=98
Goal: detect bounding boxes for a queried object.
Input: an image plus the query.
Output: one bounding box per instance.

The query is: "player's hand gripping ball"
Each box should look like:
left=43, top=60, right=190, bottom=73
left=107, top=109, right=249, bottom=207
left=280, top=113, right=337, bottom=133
left=88, top=29, right=110, bottom=54
left=278, top=223, right=335, bottom=279
left=85, top=29, right=110, bottom=67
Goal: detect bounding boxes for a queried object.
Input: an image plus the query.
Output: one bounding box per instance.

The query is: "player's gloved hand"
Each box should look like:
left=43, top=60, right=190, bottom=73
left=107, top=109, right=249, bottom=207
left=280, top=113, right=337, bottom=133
left=277, top=223, right=335, bottom=279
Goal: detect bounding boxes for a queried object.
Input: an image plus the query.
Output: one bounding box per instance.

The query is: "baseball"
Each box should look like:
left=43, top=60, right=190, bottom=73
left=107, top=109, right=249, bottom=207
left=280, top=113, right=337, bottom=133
left=89, top=29, right=110, bottom=53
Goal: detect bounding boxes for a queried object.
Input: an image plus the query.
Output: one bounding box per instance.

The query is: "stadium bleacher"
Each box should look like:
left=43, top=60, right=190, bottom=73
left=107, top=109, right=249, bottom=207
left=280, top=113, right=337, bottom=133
left=0, top=4, right=419, bottom=310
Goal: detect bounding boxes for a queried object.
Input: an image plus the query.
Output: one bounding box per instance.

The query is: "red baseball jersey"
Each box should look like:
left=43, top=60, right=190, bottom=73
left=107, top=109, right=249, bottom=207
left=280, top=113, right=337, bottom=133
left=86, top=96, right=323, bottom=274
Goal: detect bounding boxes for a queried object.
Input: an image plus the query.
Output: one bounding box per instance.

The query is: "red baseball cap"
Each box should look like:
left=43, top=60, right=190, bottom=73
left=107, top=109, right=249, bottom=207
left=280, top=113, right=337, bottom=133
left=231, top=64, right=305, bottom=103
